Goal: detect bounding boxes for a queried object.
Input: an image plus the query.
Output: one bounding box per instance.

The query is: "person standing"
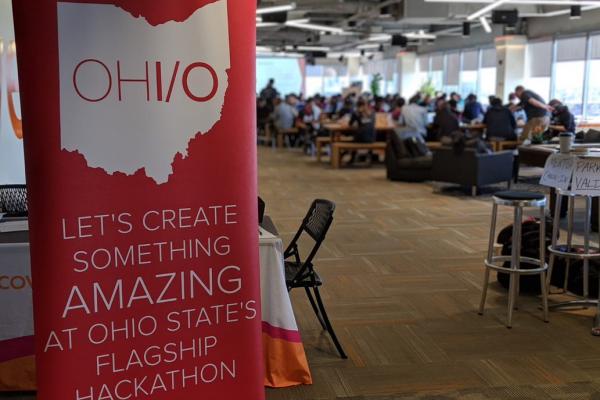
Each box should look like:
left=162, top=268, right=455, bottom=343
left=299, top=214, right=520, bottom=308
left=514, top=85, right=553, bottom=140
left=260, top=79, right=279, bottom=110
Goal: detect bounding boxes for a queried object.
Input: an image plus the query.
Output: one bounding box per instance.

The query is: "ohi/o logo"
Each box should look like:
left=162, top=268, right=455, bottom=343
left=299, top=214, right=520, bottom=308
left=58, top=1, right=230, bottom=184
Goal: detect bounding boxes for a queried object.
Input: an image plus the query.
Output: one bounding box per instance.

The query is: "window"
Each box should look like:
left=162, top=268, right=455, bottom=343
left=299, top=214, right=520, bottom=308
left=553, top=36, right=587, bottom=117
left=526, top=40, right=552, bottom=100
left=305, top=65, right=324, bottom=97
left=444, top=52, right=460, bottom=95
left=430, top=54, right=444, bottom=91
left=460, top=50, right=479, bottom=99
left=554, top=61, right=585, bottom=116
left=417, top=55, right=430, bottom=87
left=587, top=60, right=600, bottom=120
left=478, top=48, right=497, bottom=103
left=256, top=57, right=304, bottom=96
left=322, top=65, right=349, bottom=96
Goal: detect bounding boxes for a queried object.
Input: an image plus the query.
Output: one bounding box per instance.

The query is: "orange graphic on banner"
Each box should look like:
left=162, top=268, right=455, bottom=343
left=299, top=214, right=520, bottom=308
left=7, top=41, right=22, bottom=140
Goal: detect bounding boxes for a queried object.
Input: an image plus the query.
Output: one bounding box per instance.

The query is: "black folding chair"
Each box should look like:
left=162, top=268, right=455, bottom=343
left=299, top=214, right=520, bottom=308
left=0, top=185, right=28, bottom=217
left=284, top=199, right=347, bottom=359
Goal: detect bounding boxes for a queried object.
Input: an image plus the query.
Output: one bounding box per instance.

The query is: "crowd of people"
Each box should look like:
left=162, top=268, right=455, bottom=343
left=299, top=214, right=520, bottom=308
left=257, top=78, right=577, bottom=151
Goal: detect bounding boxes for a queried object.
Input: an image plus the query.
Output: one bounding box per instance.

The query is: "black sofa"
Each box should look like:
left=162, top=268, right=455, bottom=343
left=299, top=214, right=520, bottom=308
left=431, top=147, right=514, bottom=195
left=386, top=130, right=433, bottom=182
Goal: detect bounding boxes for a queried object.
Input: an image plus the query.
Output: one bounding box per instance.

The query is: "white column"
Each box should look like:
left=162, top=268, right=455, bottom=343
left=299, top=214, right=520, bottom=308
left=397, top=52, right=418, bottom=99
left=495, top=35, right=527, bottom=101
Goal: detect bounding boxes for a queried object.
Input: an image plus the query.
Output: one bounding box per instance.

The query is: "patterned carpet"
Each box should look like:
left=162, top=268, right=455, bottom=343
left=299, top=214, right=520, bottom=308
left=261, top=149, right=600, bottom=400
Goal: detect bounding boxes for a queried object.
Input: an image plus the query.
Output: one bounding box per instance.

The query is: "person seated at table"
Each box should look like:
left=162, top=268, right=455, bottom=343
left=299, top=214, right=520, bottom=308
left=297, top=97, right=323, bottom=148
left=337, top=99, right=355, bottom=120
left=463, top=94, right=484, bottom=123
left=400, top=94, right=428, bottom=140
left=448, top=99, right=460, bottom=118
left=549, top=99, right=576, bottom=135
left=391, top=97, right=406, bottom=123
left=419, top=94, right=433, bottom=111
left=430, top=99, right=459, bottom=141
left=483, top=96, right=517, bottom=141
left=373, top=96, right=389, bottom=113
left=506, top=92, right=527, bottom=126
left=273, top=95, right=298, bottom=131
left=344, top=100, right=376, bottom=165
left=257, top=97, right=271, bottom=133
left=450, top=92, right=462, bottom=104
left=325, top=95, right=341, bottom=118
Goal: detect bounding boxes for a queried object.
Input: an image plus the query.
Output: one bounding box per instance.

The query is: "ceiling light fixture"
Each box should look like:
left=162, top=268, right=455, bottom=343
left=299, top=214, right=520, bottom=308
left=357, top=43, right=381, bottom=50
left=480, top=16, right=492, bottom=32
left=368, top=34, right=393, bottom=42
left=256, top=3, right=296, bottom=15
left=285, top=20, right=346, bottom=34
left=256, top=22, right=280, bottom=28
left=404, top=31, right=437, bottom=40
left=284, top=45, right=331, bottom=51
left=467, top=0, right=509, bottom=20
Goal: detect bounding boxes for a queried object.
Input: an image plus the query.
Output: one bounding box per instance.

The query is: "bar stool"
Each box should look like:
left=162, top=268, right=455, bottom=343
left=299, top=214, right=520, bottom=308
left=547, top=189, right=600, bottom=330
left=479, top=191, right=549, bottom=328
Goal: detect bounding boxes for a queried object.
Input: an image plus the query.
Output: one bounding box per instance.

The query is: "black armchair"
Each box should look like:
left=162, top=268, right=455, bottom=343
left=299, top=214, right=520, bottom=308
left=431, top=148, right=514, bottom=196
left=386, top=129, right=432, bottom=182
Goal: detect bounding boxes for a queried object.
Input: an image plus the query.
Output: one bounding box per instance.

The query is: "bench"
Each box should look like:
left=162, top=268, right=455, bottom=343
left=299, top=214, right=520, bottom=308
left=491, top=140, right=519, bottom=152
left=330, top=141, right=443, bottom=169
left=276, top=128, right=300, bottom=148
left=330, top=142, right=387, bottom=169
left=315, top=136, right=353, bottom=162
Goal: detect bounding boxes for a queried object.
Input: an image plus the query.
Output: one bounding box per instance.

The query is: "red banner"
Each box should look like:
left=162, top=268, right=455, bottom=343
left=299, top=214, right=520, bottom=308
left=12, top=1, right=264, bottom=399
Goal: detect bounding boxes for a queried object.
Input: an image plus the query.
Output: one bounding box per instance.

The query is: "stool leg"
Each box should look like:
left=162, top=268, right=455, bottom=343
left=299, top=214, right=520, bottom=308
left=507, top=206, right=522, bottom=328
left=547, top=194, right=563, bottom=290
left=514, top=206, right=523, bottom=310
left=564, top=196, right=575, bottom=292
left=584, top=196, right=592, bottom=300
left=480, top=203, right=498, bottom=315
left=540, top=205, right=549, bottom=322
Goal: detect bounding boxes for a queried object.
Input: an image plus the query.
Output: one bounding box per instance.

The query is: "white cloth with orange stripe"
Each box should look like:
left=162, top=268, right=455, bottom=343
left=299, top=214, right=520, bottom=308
left=259, top=227, right=312, bottom=387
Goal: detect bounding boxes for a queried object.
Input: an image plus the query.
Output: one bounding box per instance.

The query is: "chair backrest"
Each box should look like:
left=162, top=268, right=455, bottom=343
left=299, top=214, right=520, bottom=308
left=0, top=185, right=28, bottom=217
left=285, top=199, right=335, bottom=269
left=258, top=196, right=266, bottom=224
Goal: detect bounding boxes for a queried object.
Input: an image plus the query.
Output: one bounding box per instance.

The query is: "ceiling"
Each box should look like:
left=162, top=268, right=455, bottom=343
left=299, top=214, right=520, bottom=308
left=256, top=0, right=600, bottom=55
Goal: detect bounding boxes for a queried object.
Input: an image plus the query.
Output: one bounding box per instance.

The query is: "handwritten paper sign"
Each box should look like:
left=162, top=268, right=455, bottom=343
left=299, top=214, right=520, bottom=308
left=572, top=157, right=600, bottom=196
left=540, top=153, right=576, bottom=190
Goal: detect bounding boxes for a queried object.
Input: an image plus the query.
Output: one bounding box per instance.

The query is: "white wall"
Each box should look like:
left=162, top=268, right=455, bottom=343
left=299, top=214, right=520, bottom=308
left=0, top=0, right=25, bottom=184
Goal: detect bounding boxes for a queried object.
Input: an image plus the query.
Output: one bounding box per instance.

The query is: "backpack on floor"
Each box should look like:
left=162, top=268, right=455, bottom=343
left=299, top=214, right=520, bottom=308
left=496, top=217, right=600, bottom=296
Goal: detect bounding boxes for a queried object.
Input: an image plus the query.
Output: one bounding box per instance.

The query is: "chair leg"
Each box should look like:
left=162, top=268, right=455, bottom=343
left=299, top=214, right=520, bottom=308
left=507, top=272, right=516, bottom=329
left=479, top=268, right=490, bottom=315
left=481, top=202, right=498, bottom=316
left=305, top=287, right=326, bottom=330
left=540, top=272, right=549, bottom=323
left=313, top=287, right=347, bottom=359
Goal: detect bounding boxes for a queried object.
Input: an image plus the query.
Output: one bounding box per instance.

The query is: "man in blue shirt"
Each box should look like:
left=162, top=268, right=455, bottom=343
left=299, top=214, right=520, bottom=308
left=463, top=94, right=484, bottom=123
